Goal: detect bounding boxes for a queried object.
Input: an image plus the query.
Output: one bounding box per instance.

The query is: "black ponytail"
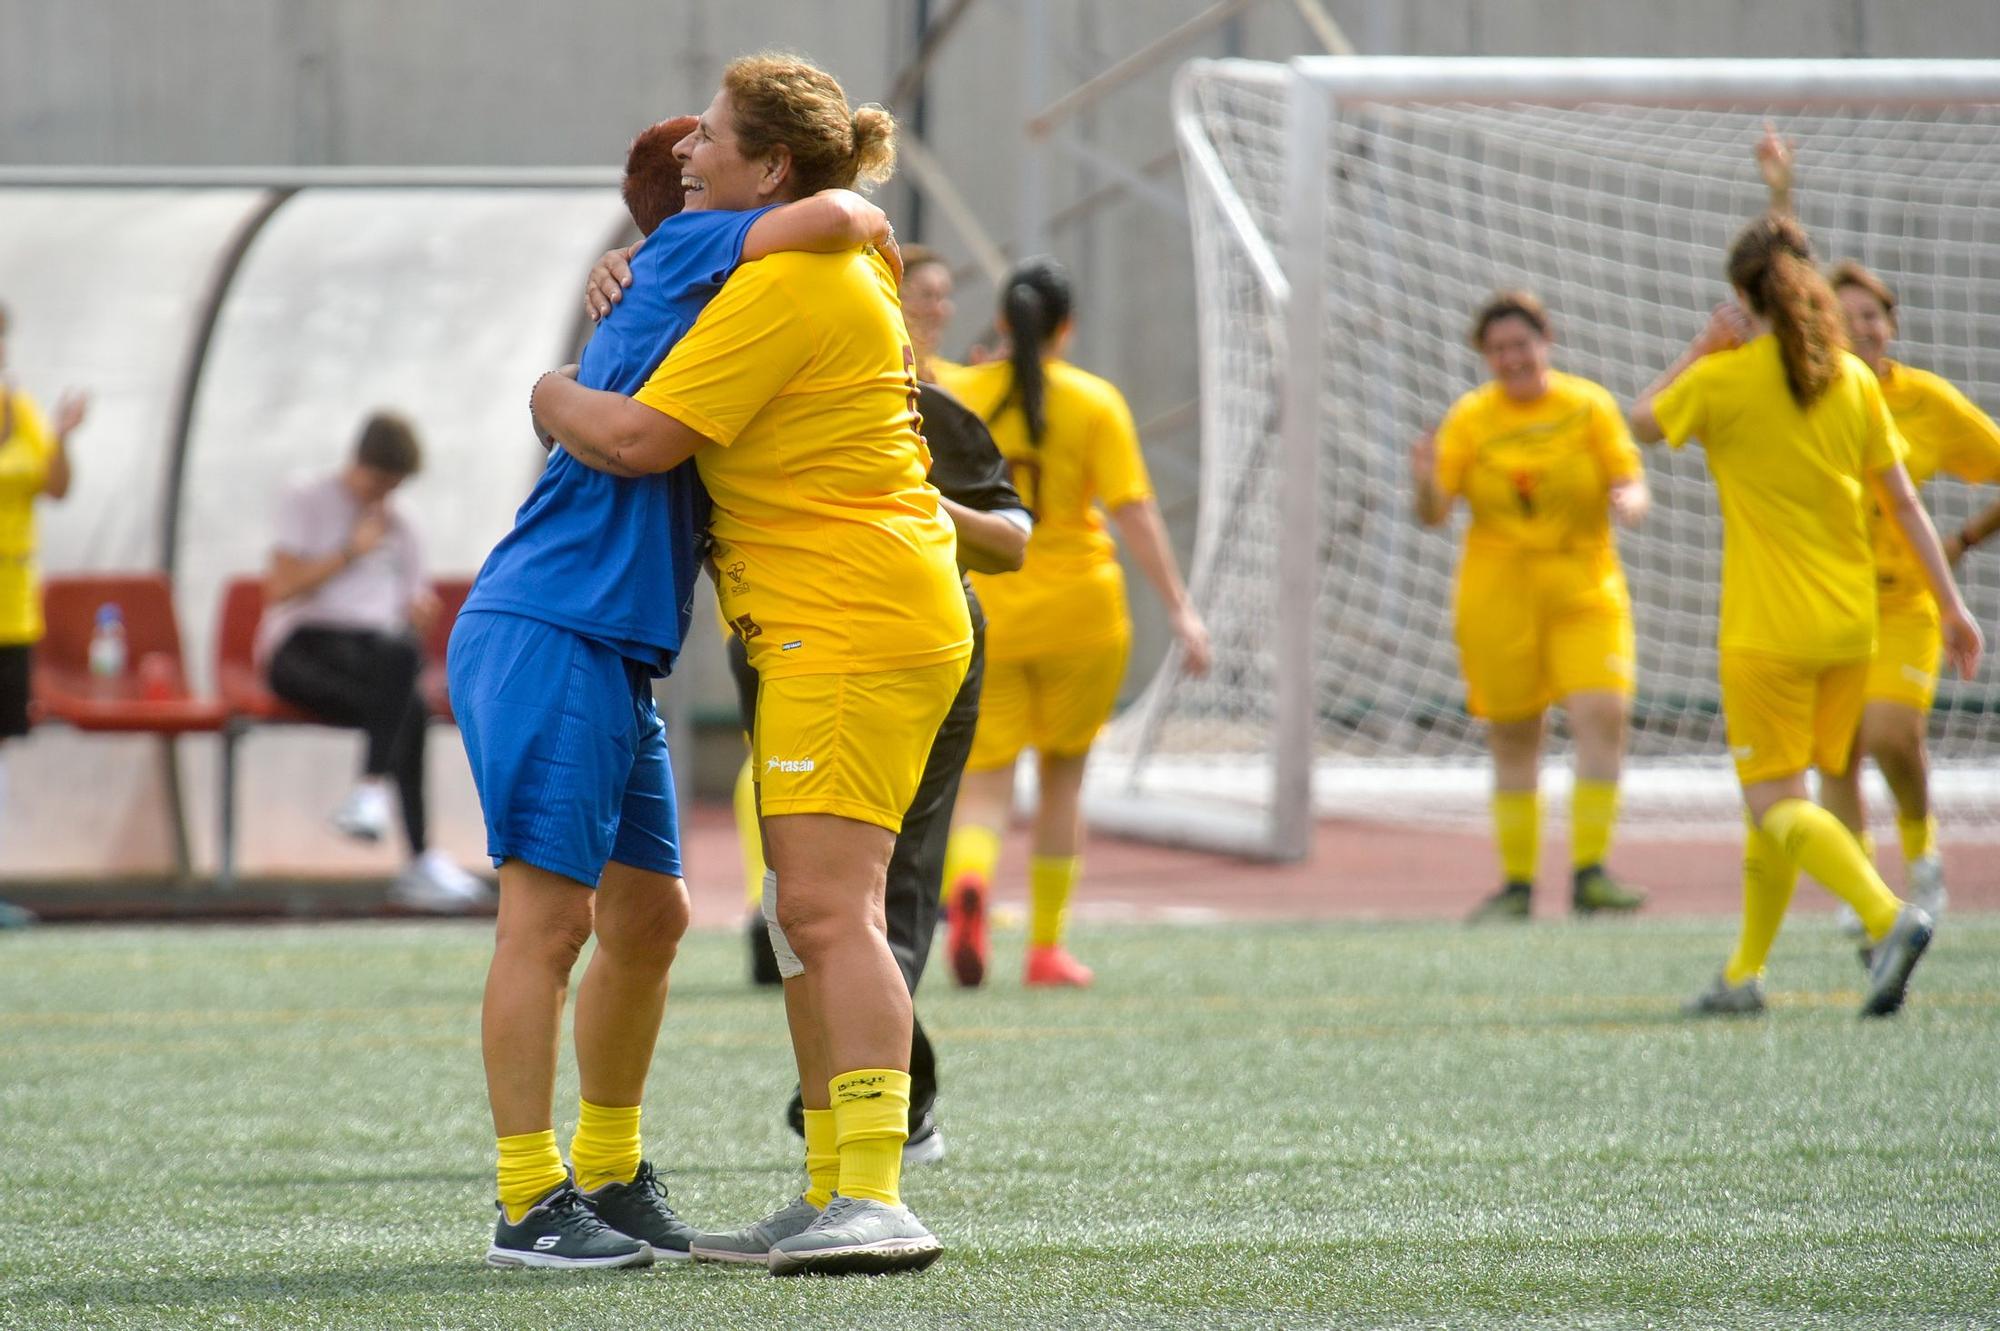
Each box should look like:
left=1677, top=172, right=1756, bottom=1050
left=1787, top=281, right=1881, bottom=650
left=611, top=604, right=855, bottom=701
left=992, top=256, right=1073, bottom=446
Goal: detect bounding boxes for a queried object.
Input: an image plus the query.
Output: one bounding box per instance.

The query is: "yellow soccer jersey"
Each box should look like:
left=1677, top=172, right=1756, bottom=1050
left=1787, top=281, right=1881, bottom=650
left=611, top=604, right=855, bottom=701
left=950, top=358, right=1154, bottom=662
left=1654, top=335, right=1904, bottom=662
left=0, top=389, right=55, bottom=645
left=636, top=248, right=971, bottom=679
left=1433, top=371, right=1640, bottom=555
left=1871, top=359, right=2000, bottom=612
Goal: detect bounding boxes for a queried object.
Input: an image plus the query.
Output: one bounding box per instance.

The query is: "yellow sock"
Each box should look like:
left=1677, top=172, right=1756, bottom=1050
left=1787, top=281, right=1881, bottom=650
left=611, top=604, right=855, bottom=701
left=801, top=1108, right=839, bottom=1211
left=734, top=755, right=766, bottom=911
left=1725, top=813, right=1801, bottom=985
left=829, top=1070, right=910, bottom=1206
left=496, top=1129, right=568, bottom=1223
left=1761, top=798, right=1901, bottom=940
left=1028, top=854, right=1081, bottom=949
left=1570, top=779, right=1619, bottom=871
left=942, top=823, right=1001, bottom=904
left=1493, top=790, right=1539, bottom=885
left=569, top=1099, right=641, bottom=1195
left=1898, top=814, right=1937, bottom=864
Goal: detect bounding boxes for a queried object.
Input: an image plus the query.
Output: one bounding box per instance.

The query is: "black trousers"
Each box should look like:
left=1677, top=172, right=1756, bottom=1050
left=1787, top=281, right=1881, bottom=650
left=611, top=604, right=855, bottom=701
left=732, top=593, right=986, bottom=1129
left=268, top=625, right=429, bottom=853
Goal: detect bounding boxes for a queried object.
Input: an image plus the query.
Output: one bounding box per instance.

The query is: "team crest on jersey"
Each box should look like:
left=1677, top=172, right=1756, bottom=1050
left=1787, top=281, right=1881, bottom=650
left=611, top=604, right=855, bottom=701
left=731, top=614, right=762, bottom=641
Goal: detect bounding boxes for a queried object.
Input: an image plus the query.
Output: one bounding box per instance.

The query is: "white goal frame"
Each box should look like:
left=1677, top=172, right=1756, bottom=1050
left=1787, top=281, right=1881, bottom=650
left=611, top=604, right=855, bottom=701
left=1093, top=57, right=2000, bottom=862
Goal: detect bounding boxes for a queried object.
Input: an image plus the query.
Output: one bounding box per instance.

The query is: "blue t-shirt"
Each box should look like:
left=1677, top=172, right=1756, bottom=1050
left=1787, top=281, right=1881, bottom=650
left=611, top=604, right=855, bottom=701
left=463, top=206, right=772, bottom=674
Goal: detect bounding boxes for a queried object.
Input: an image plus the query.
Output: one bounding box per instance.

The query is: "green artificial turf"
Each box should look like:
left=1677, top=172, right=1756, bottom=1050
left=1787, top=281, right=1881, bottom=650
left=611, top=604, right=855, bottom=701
left=1, top=915, right=1996, bottom=1329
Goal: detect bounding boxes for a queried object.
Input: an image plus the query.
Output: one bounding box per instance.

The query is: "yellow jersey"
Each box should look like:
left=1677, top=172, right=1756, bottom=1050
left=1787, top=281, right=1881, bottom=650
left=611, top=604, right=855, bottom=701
left=637, top=249, right=970, bottom=680
left=1872, top=359, right=2000, bottom=613
left=1654, top=335, right=1904, bottom=662
left=0, top=388, right=56, bottom=645
left=1433, top=371, right=1640, bottom=555
left=947, top=358, right=1154, bottom=662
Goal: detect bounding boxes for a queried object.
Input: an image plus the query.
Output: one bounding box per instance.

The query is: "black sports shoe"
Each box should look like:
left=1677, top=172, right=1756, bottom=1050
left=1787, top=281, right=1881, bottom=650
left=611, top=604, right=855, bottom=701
left=747, top=911, right=782, bottom=987
left=580, top=1160, right=700, bottom=1261
left=1467, top=880, right=1532, bottom=923
left=486, top=1180, right=653, bottom=1269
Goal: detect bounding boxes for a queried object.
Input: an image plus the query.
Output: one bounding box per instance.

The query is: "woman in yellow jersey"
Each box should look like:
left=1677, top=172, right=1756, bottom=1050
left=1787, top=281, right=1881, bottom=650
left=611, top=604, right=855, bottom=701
left=1757, top=126, right=2000, bottom=924
left=535, top=55, right=964, bottom=1275
left=1411, top=291, right=1650, bottom=923
left=1629, top=213, right=1982, bottom=1019
left=939, top=257, right=1212, bottom=990
left=0, top=301, right=84, bottom=930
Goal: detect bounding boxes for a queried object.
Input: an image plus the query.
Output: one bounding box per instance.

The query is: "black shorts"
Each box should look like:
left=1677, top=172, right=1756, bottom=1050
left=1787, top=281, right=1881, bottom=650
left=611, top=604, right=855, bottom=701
left=0, top=643, right=31, bottom=739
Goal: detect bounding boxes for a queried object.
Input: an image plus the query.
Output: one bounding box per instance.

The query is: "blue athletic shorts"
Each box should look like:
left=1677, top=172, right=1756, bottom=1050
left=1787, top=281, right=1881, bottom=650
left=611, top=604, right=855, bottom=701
left=447, top=609, right=681, bottom=886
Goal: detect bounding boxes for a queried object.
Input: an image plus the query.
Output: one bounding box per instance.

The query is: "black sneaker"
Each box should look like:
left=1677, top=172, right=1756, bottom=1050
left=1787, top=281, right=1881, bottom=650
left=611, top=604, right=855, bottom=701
left=486, top=1180, right=654, bottom=1269
left=1572, top=865, right=1646, bottom=915
left=1467, top=880, right=1532, bottom=923
left=579, top=1160, right=699, bottom=1261
left=747, top=911, right=782, bottom=987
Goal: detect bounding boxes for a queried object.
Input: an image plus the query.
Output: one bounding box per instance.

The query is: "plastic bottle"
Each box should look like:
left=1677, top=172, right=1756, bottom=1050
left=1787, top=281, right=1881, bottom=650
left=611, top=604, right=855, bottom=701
left=88, top=603, right=128, bottom=678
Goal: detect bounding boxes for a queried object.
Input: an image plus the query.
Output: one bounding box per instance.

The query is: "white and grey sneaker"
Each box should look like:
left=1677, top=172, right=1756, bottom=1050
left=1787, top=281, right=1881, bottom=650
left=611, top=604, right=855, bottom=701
left=390, top=851, right=494, bottom=913
left=1684, top=970, right=1767, bottom=1017
left=902, top=1114, right=946, bottom=1168
left=1908, top=854, right=1947, bottom=924
left=331, top=782, right=393, bottom=842
left=1861, top=904, right=1934, bottom=1019
left=688, top=1194, right=822, bottom=1265
left=767, top=1194, right=942, bottom=1277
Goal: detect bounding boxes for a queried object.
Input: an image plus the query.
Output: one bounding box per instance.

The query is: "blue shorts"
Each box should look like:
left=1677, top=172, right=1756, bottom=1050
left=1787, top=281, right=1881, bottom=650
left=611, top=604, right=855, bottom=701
left=447, top=609, right=681, bottom=887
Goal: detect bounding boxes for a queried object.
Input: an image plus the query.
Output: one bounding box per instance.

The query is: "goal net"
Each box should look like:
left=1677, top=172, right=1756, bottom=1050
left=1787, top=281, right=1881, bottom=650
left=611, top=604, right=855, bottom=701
left=1092, top=57, right=2000, bottom=860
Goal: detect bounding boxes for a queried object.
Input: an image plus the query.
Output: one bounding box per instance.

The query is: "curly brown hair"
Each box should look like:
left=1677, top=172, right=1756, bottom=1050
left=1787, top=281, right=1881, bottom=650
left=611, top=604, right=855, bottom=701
left=722, top=53, right=895, bottom=199
left=1728, top=214, right=1847, bottom=407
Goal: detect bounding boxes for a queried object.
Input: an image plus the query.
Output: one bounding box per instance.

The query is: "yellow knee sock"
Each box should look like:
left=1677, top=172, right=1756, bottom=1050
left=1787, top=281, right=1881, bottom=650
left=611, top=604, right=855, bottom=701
left=942, top=823, right=1001, bottom=904
left=1570, top=779, right=1619, bottom=871
left=801, top=1108, right=840, bottom=1210
left=1725, top=813, right=1801, bottom=985
left=496, top=1129, right=568, bottom=1223
left=734, top=755, right=766, bottom=911
left=569, top=1099, right=641, bottom=1194
left=1028, top=854, right=1081, bottom=950
left=1761, top=798, right=1901, bottom=940
left=1493, top=790, right=1539, bottom=885
left=829, top=1070, right=910, bottom=1206
left=1898, top=813, right=1937, bottom=864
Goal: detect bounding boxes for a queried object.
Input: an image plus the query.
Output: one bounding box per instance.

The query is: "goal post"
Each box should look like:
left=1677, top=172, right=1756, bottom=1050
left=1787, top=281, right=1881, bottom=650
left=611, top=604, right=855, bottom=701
left=1091, top=56, right=2000, bottom=861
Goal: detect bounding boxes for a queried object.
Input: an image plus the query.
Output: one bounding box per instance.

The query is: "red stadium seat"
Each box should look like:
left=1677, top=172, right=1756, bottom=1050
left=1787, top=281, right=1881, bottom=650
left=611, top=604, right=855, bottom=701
left=212, top=574, right=473, bottom=884
left=34, top=573, right=230, bottom=878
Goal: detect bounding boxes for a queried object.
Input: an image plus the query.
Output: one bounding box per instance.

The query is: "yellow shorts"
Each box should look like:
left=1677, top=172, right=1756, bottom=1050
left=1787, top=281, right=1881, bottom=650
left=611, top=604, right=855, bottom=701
left=1719, top=651, right=1869, bottom=785
left=1453, top=546, right=1635, bottom=723
left=755, top=657, right=969, bottom=832
left=1866, top=601, right=1941, bottom=711
left=967, top=635, right=1130, bottom=772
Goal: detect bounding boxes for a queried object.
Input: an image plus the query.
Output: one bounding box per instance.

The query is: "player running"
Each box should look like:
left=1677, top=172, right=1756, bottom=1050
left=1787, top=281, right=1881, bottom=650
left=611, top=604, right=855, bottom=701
left=1756, top=127, right=2000, bottom=927
left=1629, top=212, right=1982, bottom=1018
left=452, top=114, right=894, bottom=1270
left=1412, top=290, right=1651, bottom=923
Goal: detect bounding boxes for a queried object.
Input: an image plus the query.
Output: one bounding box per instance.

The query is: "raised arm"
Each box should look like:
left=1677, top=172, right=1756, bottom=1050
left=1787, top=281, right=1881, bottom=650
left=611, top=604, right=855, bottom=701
left=743, top=189, right=890, bottom=264
left=1872, top=461, right=1984, bottom=678
left=1756, top=122, right=1797, bottom=218
left=1410, top=429, right=1452, bottom=526
left=1631, top=304, right=1749, bottom=443
left=531, top=367, right=710, bottom=477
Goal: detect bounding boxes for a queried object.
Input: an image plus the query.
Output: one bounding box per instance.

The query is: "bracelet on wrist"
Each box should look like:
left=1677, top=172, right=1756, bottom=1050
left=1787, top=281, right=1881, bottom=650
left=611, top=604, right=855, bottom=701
left=530, top=370, right=559, bottom=449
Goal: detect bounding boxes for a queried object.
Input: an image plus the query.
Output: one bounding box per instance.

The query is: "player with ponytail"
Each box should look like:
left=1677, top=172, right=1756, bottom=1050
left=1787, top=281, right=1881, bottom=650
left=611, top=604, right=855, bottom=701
left=1631, top=211, right=1983, bottom=1019
left=939, top=257, right=1212, bottom=990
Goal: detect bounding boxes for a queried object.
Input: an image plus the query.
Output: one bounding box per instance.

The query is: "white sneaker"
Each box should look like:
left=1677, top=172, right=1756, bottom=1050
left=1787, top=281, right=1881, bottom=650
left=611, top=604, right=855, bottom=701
left=390, top=850, right=494, bottom=912
left=331, top=783, right=393, bottom=843
left=1908, top=854, right=1947, bottom=924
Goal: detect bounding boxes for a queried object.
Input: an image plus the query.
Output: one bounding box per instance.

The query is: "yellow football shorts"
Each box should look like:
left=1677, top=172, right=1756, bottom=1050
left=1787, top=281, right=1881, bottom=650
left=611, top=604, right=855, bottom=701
left=754, top=656, right=969, bottom=832
left=967, top=633, right=1130, bottom=773
left=1719, top=651, right=1869, bottom=785
left=1453, top=546, right=1635, bottom=723
left=1866, top=600, right=1942, bottom=711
